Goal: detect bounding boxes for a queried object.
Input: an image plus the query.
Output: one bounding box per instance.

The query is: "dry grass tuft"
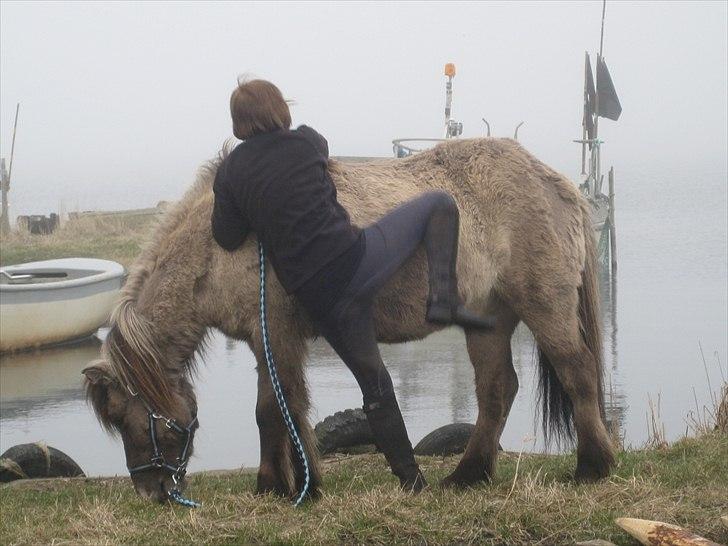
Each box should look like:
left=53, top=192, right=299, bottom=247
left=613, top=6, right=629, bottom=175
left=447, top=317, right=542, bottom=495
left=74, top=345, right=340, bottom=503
left=716, top=383, right=728, bottom=434
left=684, top=346, right=727, bottom=437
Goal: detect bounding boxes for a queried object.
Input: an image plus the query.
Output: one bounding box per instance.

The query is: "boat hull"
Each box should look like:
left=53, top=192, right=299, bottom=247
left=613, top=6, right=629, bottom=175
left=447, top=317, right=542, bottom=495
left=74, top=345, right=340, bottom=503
left=0, top=259, right=125, bottom=353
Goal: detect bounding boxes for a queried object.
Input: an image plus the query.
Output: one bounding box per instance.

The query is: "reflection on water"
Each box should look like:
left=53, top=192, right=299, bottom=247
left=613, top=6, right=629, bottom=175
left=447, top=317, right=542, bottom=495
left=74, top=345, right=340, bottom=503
left=1, top=167, right=725, bottom=477
left=599, top=267, right=629, bottom=438
left=0, top=338, right=101, bottom=420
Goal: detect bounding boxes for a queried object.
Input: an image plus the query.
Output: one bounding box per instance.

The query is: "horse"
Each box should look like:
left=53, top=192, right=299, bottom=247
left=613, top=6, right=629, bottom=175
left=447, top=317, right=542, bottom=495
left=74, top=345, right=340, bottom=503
left=83, top=137, right=615, bottom=502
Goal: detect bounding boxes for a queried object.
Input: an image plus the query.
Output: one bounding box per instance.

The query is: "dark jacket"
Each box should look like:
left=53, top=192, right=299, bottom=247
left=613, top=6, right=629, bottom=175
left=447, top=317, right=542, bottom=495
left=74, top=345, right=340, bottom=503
left=211, top=125, right=363, bottom=296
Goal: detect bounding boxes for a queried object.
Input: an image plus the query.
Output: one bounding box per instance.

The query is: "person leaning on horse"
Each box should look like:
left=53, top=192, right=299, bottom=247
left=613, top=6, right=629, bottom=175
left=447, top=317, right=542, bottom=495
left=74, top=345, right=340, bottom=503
left=212, top=79, right=494, bottom=492
left=82, top=78, right=615, bottom=504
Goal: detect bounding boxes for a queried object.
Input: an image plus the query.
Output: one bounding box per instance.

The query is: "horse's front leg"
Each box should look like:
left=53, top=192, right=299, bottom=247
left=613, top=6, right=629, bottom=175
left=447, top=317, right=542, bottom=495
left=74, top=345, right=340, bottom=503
left=442, top=296, right=520, bottom=487
left=255, top=364, right=294, bottom=496
left=251, top=333, right=322, bottom=499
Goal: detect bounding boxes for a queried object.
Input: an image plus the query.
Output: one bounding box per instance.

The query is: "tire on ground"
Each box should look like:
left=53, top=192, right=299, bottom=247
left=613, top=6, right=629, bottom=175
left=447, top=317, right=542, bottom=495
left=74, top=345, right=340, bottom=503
left=414, top=423, right=475, bottom=456
left=315, top=408, right=375, bottom=455
left=0, top=443, right=85, bottom=482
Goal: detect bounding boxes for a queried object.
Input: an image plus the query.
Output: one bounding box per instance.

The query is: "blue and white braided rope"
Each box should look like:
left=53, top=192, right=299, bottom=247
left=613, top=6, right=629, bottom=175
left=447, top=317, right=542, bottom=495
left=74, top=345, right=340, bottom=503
left=169, top=488, right=201, bottom=508
left=258, top=241, right=311, bottom=507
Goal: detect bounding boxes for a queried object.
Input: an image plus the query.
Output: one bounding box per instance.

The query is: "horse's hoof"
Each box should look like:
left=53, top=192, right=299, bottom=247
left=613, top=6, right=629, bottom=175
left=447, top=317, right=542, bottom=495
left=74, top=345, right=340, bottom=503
left=400, top=470, right=428, bottom=494
left=439, top=470, right=484, bottom=489
left=291, top=486, right=322, bottom=503
left=255, top=481, right=291, bottom=498
left=574, top=462, right=609, bottom=483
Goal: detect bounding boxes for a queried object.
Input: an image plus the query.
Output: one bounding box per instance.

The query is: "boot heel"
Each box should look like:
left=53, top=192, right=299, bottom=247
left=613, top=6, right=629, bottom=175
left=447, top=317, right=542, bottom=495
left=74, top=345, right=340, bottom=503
left=426, top=301, right=453, bottom=325
left=452, top=306, right=496, bottom=330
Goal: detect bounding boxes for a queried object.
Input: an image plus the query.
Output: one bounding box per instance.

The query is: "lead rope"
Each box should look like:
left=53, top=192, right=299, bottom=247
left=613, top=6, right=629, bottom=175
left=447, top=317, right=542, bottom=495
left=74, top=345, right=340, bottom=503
left=169, top=488, right=200, bottom=508
left=258, top=241, right=311, bottom=507
left=167, top=422, right=201, bottom=509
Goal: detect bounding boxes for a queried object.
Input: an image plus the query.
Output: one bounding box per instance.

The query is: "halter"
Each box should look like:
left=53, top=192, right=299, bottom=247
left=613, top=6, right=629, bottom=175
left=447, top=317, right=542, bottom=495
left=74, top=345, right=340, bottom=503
left=126, top=389, right=201, bottom=508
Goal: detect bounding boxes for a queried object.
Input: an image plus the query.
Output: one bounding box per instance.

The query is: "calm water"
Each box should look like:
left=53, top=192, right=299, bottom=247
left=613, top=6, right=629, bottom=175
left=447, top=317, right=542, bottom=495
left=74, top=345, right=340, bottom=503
left=1, top=165, right=726, bottom=477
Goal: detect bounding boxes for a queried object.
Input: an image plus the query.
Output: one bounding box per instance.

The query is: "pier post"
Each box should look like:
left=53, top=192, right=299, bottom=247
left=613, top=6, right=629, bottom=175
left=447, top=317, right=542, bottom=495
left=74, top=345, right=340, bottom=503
left=1, top=158, right=9, bottom=235
left=608, top=166, right=617, bottom=274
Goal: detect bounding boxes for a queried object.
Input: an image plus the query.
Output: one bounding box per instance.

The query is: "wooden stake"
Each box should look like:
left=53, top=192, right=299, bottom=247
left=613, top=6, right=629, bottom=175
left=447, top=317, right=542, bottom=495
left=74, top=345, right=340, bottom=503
left=616, top=517, right=721, bottom=546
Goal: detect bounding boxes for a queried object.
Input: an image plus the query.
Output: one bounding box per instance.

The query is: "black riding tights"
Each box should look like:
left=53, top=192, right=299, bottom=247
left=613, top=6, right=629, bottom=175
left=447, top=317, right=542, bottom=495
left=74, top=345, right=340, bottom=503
left=316, top=190, right=459, bottom=403
left=305, top=190, right=461, bottom=487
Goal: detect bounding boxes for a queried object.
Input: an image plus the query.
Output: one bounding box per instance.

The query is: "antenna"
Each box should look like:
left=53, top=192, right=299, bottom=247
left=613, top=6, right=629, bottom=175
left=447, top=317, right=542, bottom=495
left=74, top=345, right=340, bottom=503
left=443, top=63, right=462, bottom=139
left=599, top=0, right=607, bottom=58
left=8, top=103, right=20, bottom=182
left=1, top=103, right=20, bottom=235
left=594, top=0, right=606, bottom=194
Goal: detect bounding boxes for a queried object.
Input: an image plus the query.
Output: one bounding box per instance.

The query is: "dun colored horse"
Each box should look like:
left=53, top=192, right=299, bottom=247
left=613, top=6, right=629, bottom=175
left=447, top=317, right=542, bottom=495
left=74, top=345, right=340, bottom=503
left=84, top=138, right=615, bottom=502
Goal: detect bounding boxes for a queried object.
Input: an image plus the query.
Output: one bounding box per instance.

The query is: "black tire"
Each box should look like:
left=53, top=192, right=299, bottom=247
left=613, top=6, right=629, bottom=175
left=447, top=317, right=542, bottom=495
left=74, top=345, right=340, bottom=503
left=0, top=443, right=85, bottom=482
left=315, top=408, right=375, bottom=455
left=414, top=423, right=475, bottom=456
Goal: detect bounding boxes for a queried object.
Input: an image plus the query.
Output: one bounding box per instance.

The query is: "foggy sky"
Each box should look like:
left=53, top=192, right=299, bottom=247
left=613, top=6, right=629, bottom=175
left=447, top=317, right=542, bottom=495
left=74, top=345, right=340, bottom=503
left=1, top=1, right=726, bottom=216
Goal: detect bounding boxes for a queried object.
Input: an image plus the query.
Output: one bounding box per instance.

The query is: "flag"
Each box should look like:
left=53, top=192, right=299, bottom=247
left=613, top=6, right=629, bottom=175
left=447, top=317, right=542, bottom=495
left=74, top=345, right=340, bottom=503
left=584, top=53, right=596, bottom=143
left=596, top=56, right=622, bottom=121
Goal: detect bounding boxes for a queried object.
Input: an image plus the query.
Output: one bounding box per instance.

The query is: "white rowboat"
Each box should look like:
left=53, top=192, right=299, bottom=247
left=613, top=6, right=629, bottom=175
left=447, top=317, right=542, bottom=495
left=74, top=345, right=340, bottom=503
left=0, top=258, right=125, bottom=353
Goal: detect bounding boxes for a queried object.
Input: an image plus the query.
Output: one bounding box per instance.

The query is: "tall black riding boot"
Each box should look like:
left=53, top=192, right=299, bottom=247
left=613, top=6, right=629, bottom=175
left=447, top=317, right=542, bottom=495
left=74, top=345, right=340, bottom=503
left=424, top=200, right=496, bottom=330
left=363, top=395, right=427, bottom=493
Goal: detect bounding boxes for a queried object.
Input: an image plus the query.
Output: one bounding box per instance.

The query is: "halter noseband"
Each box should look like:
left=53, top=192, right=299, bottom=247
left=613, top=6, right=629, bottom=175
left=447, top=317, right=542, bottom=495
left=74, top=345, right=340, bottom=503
left=126, top=387, right=200, bottom=508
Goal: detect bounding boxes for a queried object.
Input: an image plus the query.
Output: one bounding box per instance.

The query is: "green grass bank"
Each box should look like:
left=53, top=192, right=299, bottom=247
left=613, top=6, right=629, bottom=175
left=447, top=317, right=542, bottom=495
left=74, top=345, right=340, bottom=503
left=0, top=211, right=157, bottom=268
left=1, top=433, right=727, bottom=545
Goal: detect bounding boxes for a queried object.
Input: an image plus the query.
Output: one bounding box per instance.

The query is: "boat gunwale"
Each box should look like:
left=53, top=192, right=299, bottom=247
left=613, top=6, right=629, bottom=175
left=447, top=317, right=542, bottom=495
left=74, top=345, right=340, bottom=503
left=0, top=259, right=126, bottom=293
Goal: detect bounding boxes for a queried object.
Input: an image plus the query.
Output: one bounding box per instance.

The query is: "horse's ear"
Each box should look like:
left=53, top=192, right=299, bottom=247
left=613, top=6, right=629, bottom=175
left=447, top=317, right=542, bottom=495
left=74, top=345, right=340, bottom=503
left=82, top=361, right=116, bottom=385
left=83, top=361, right=125, bottom=432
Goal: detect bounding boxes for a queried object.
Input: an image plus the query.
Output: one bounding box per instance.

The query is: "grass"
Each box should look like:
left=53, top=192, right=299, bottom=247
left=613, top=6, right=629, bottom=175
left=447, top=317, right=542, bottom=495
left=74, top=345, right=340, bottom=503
left=1, top=433, right=727, bottom=545
left=0, top=213, right=156, bottom=269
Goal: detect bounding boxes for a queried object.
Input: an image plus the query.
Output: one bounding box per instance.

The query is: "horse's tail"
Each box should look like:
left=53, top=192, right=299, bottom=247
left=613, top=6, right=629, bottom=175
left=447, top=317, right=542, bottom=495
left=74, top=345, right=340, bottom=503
left=579, top=217, right=605, bottom=419
left=537, top=214, right=604, bottom=444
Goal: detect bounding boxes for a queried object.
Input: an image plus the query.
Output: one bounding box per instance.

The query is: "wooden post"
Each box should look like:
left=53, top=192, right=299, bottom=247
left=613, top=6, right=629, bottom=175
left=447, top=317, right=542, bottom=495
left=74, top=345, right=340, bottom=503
left=1, top=158, right=9, bottom=235
left=608, top=166, right=617, bottom=274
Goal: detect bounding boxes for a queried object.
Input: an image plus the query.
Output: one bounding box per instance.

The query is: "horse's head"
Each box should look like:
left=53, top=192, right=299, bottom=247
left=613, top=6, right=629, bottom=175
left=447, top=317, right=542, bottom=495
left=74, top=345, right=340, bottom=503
left=83, top=360, right=198, bottom=503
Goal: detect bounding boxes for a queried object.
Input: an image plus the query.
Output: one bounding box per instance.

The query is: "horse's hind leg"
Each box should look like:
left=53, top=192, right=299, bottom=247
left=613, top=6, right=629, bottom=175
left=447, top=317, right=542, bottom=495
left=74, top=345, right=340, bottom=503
left=441, top=295, right=519, bottom=487
left=252, top=334, right=322, bottom=498
left=521, top=295, right=615, bottom=482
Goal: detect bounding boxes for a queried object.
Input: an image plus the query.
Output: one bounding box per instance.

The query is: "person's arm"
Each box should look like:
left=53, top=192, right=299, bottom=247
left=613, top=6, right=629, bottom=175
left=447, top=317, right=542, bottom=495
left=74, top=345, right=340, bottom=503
left=211, top=166, right=249, bottom=251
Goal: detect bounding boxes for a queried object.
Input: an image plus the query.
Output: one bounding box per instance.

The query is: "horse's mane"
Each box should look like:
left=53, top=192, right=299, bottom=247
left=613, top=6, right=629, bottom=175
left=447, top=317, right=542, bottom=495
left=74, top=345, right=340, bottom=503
left=102, top=143, right=234, bottom=415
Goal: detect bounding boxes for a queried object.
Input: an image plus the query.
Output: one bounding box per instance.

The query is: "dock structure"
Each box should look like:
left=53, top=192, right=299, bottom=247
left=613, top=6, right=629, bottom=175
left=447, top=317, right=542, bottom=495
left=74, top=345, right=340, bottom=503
left=575, top=0, right=621, bottom=275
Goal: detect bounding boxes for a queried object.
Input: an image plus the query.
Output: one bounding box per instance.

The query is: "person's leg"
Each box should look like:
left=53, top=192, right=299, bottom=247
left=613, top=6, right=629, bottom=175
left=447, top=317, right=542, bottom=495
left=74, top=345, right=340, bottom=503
left=342, top=190, right=493, bottom=329
left=316, top=301, right=426, bottom=492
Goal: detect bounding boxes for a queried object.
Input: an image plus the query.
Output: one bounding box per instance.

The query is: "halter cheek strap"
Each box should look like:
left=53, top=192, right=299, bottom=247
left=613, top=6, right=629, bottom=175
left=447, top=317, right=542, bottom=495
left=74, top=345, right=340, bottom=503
left=127, top=408, right=200, bottom=508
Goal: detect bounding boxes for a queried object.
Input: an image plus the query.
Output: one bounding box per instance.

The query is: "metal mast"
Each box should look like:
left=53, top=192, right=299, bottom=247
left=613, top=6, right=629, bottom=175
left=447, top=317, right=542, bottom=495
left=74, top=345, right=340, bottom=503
left=1, top=103, right=20, bottom=235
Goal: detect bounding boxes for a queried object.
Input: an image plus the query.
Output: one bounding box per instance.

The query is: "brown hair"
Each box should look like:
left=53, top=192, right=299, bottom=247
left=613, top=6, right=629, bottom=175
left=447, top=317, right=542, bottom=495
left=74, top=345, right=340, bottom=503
left=230, top=78, right=291, bottom=140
